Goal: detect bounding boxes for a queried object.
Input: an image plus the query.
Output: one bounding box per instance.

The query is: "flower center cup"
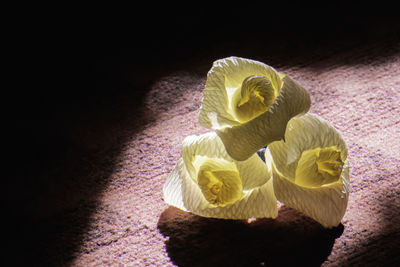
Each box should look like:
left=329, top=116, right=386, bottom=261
left=232, top=75, right=277, bottom=122
left=294, top=146, right=344, bottom=188
left=195, top=158, right=243, bottom=206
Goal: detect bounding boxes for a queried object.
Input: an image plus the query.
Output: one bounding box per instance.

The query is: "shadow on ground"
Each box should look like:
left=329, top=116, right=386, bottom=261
left=158, top=206, right=344, bottom=267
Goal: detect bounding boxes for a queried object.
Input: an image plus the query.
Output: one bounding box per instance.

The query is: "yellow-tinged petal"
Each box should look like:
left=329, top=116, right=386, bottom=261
left=217, top=75, right=311, bottom=161
left=163, top=158, right=188, bottom=212
left=181, top=132, right=229, bottom=179
left=232, top=75, right=277, bottom=122
left=197, top=158, right=243, bottom=206
left=267, top=113, right=350, bottom=228
left=295, top=146, right=344, bottom=187
left=192, top=175, right=278, bottom=219
left=271, top=159, right=349, bottom=228
left=268, top=113, right=348, bottom=179
left=163, top=132, right=278, bottom=219
left=199, top=56, right=283, bottom=130
left=235, top=151, right=271, bottom=190
left=164, top=158, right=210, bottom=211
left=198, top=56, right=311, bottom=161
left=181, top=132, right=270, bottom=190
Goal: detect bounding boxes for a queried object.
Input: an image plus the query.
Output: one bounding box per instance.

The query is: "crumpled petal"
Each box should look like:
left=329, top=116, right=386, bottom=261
left=163, top=132, right=278, bottom=219
left=267, top=113, right=350, bottom=228
left=181, top=132, right=269, bottom=190
left=199, top=56, right=282, bottom=129
left=199, top=56, right=311, bottom=161
left=268, top=113, right=348, bottom=179
left=295, top=146, right=344, bottom=187
left=197, top=157, right=243, bottom=206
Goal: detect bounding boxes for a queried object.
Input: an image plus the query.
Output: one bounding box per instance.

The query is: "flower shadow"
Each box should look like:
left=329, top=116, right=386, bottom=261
left=158, top=205, right=343, bottom=267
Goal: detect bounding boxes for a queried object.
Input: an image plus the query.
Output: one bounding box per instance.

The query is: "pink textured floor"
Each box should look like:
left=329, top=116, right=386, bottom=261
left=9, top=15, right=399, bottom=266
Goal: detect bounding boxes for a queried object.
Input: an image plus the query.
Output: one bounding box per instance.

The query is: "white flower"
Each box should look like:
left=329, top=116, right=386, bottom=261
left=199, top=56, right=311, bottom=161
left=266, top=113, right=350, bottom=228
left=163, top=132, right=277, bottom=219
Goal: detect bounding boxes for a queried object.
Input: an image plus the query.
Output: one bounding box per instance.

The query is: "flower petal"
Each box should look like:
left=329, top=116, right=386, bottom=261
left=197, top=158, right=243, bottom=206
left=163, top=158, right=210, bottom=211
left=199, top=56, right=282, bottom=130
left=181, top=132, right=270, bottom=189
left=271, top=158, right=350, bottom=228
left=191, top=175, right=278, bottom=219
left=217, top=75, right=311, bottom=161
left=163, top=157, right=278, bottom=219
left=267, top=113, right=350, bottom=228
left=295, top=146, right=344, bottom=187
left=235, top=153, right=270, bottom=190
left=268, top=113, right=348, bottom=179
left=162, top=158, right=191, bottom=212
left=164, top=132, right=278, bottom=219
left=181, top=132, right=226, bottom=178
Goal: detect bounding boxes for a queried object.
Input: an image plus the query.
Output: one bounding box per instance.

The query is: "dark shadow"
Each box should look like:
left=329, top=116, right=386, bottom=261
left=6, top=47, right=161, bottom=266
left=158, top=206, right=343, bottom=267
left=332, top=190, right=400, bottom=266
left=343, top=171, right=400, bottom=266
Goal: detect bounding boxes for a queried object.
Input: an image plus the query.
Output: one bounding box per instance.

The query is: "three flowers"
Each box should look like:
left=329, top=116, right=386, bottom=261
left=163, top=56, right=349, bottom=228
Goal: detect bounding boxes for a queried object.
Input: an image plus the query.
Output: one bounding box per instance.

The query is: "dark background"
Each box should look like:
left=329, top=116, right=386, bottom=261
left=10, top=6, right=399, bottom=124
left=5, top=5, right=399, bottom=265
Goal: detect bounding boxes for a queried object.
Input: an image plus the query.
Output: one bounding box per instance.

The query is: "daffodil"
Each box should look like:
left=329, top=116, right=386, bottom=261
left=266, top=113, right=350, bottom=228
left=199, top=56, right=311, bottom=161
left=163, top=132, right=278, bottom=219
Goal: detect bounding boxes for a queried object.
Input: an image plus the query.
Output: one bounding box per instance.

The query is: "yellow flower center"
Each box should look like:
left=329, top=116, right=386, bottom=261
left=232, top=75, right=277, bottom=122
left=295, top=146, right=344, bottom=187
left=195, top=157, right=243, bottom=206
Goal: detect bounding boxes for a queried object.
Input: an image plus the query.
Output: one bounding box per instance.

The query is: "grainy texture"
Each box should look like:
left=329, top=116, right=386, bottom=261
left=8, top=12, right=400, bottom=267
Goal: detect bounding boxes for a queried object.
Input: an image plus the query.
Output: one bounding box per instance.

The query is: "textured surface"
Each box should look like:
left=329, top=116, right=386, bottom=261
left=8, top=12, right=400, bottom=267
